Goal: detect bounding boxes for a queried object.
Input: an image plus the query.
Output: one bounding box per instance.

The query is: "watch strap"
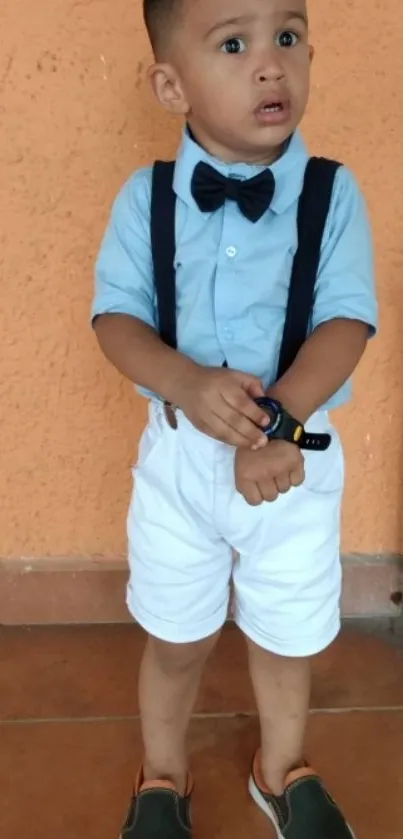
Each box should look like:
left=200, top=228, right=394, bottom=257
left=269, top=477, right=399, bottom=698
left=271, top=420, right=331, bottom=451
left=299, top=431, right=331, bottom=451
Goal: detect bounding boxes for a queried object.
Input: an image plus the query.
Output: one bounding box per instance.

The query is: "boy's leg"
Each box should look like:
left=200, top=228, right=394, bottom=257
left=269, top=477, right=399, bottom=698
left=247, top=641, right=310, bottom=795
left=246, top=643, right=354, bottom=839
left=229, top=418, right=344, bottom=788
left=128, top=404, right=233, bottom=772
left=227, top=421, right=353, bottom=836
left=121, top=405, right=233, bottom=837
left=139, top=632, right=219, bottom=792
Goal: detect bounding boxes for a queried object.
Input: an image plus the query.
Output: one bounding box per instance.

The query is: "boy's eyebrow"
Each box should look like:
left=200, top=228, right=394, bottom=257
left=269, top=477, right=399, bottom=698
left=285, top=10, right=308, bottom=25
left=204, top=14, right=255, bottom=39
left=204, top=10, right=308, bottom=39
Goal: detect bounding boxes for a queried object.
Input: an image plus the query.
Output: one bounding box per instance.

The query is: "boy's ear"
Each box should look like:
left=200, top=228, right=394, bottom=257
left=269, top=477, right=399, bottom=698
left=148, top=63, right=190, bottom=115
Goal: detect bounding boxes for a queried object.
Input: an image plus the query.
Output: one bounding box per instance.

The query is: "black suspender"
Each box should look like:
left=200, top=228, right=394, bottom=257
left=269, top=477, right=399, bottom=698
left=151, top=161, right=177, bottom=350
left=276, top=157, right=341, bottom=378
left=150, top=157, right=341, bottom=377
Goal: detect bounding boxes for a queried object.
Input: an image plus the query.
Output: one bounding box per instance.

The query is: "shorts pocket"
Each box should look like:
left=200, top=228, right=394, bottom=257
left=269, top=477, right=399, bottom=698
left=303, top=431, right=345, bottom=495
left=132, top=419, right=165, bottom=474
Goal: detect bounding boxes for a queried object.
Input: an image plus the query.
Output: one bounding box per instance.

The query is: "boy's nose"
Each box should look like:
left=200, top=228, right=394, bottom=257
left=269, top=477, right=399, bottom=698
left=254, top=52, right=285, bottom=84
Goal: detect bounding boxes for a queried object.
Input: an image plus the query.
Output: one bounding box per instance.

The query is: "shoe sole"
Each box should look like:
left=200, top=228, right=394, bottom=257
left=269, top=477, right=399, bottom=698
left=248, top=776, right=357, bottom=839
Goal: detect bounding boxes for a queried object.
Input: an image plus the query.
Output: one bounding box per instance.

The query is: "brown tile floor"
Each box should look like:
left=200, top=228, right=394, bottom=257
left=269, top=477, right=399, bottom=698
left=0, top=622, right=402, bottom=838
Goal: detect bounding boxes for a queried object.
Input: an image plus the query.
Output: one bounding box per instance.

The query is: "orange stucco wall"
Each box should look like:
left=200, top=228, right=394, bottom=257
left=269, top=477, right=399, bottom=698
left=0, top=0, right=401, bottom=560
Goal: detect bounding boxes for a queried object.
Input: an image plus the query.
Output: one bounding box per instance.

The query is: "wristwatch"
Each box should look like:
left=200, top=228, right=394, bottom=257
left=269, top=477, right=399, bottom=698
left=254, top=397, right=331, bottom=451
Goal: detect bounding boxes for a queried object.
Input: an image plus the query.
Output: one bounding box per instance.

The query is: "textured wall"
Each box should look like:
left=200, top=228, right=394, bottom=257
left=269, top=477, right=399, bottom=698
left=0, top=0, right=401, bottom=559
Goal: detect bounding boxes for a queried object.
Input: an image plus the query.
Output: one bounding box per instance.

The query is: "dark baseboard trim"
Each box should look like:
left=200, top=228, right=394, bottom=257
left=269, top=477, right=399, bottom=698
left=0, top=553, right=402, bottom=626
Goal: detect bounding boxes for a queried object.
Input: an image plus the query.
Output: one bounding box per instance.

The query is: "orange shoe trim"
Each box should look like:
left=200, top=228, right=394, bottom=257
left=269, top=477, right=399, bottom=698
left=140, top=780, right=177, bottom=793
left=135, top=767, right=193, bottom=796
left=253, top=750, right=317, bottom=795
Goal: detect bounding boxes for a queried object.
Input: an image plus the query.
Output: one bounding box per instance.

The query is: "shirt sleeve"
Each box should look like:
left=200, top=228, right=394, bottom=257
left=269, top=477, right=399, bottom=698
left=312, top=166, right=378, bottom=335
left=91, top=166, right=156, bottom=328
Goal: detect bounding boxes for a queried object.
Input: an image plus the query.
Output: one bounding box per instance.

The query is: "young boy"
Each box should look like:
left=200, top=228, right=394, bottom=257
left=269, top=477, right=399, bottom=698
left=92, top=0, right=377, bottom=835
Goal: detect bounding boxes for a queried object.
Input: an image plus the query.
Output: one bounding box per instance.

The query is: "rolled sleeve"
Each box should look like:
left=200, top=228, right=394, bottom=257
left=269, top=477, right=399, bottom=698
left=312, top=166, right=378, bottom=335
left=91, top=167, right=156, bottom=327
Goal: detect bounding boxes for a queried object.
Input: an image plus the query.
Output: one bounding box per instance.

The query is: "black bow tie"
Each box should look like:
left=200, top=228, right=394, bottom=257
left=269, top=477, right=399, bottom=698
left=191, top=161, right=275, bottom=223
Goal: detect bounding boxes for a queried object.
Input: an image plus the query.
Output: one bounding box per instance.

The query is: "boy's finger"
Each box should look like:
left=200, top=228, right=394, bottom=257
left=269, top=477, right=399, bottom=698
left=223, top=390, right=270, bottom=429
left=258, top=478, right=279, bottom=503
left=220, top=405, right=269, bottom=447
left=241, top=481, right=264, bottom=507
left=274, top=475, right=292, bottom=494
left=208, top=415, right=261, bottom=449
left=290, top=467, right=305, bottom=487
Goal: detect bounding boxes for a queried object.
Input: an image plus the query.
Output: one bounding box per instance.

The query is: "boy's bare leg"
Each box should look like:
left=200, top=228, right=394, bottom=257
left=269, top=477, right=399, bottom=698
left=139, top=632, right=220, bottom=793
left=247, top=638, right=311, bottom=795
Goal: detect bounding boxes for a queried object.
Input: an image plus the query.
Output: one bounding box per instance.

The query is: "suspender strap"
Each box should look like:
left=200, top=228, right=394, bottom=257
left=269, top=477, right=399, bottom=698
left=276, top=156, right=341, bottom=379
left=150, top=160, right=177, bottom=349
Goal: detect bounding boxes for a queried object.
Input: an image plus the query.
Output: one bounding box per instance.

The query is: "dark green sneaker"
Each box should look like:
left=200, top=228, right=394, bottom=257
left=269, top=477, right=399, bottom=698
left=120, top=771, right=193, bottom=839
left=249, top=755, right=355, bottom=838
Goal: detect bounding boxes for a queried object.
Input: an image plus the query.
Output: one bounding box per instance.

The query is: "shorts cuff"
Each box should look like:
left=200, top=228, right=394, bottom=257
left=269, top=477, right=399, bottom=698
left=126, top=591, right=228, bottom=644
left=235, top=609, right=341, bottom=657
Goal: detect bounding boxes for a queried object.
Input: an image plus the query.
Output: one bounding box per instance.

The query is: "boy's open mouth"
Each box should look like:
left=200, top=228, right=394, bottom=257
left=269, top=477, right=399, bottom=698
left=255, top=98, right=285, bottom=114
left=253, top=97, right=290, bottom=124
left=260, top=102, right=283, bottom=113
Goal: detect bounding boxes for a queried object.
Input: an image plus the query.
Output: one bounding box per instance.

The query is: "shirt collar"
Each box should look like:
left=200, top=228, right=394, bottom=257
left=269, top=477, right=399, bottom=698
left=173, top=127, right=308, bottom=217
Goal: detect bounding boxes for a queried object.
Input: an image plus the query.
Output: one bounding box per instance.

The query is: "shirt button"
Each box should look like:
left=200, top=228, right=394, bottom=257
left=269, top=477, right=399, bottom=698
left=224, top=326, right=234, bottom=340
left=225, top=246, right=237, bottom=259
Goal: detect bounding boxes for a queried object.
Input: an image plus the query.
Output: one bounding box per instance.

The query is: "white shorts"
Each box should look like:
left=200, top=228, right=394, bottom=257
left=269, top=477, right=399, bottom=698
left=127, top=402, right=344, bottom=657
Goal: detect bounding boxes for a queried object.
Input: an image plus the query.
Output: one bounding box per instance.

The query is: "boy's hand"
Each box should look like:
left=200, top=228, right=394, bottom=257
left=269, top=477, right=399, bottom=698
left=172, top=366, right=270, bottom=449
left=235, top=441, right=305, bottom=505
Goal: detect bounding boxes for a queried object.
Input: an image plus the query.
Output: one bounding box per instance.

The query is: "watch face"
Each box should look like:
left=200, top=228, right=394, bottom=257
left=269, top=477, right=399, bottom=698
left=255, top=398, right=282, bottom=435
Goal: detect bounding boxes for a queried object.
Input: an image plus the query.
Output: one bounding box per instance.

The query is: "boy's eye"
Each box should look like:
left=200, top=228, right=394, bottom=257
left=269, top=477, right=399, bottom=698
left=276, top=30, right=299, bottom=48
left=220, top=37, right=247, bottom=54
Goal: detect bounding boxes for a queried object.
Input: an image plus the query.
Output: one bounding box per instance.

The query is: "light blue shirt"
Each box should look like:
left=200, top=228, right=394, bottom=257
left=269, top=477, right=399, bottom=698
left=92, top=130, right=377, bottom=409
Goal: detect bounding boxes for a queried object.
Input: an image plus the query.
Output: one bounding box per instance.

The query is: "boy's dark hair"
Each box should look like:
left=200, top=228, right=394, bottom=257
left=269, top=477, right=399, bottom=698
left=143, top=0, right=181, bottom=53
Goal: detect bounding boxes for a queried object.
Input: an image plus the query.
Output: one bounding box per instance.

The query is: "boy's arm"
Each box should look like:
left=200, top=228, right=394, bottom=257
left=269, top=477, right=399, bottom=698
left=94, top=313, right=268, bottom=447
left=267, top=318, right=369, bottom=423
left=269, top=166, right=377, bottom=422
left=93, top=314, right=197, bottom=405
left=235, top=317, right=368, bottom=506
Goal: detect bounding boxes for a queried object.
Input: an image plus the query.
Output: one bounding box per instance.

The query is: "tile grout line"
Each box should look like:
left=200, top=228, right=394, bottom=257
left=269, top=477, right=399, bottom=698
left=1, top=706, right=402, bottom=726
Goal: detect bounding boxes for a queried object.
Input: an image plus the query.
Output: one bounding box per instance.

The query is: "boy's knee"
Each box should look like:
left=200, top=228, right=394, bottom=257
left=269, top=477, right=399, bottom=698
left=147, top=632, right=219, bottom=674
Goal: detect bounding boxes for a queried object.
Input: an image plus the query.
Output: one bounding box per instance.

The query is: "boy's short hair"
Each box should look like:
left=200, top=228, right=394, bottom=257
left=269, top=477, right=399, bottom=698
left=143, top=0, right=181, bottom=54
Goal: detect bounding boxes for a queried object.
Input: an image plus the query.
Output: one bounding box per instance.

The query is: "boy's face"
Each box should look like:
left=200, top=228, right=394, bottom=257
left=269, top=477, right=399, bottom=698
left=150, top=0, right=313, bottom=163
